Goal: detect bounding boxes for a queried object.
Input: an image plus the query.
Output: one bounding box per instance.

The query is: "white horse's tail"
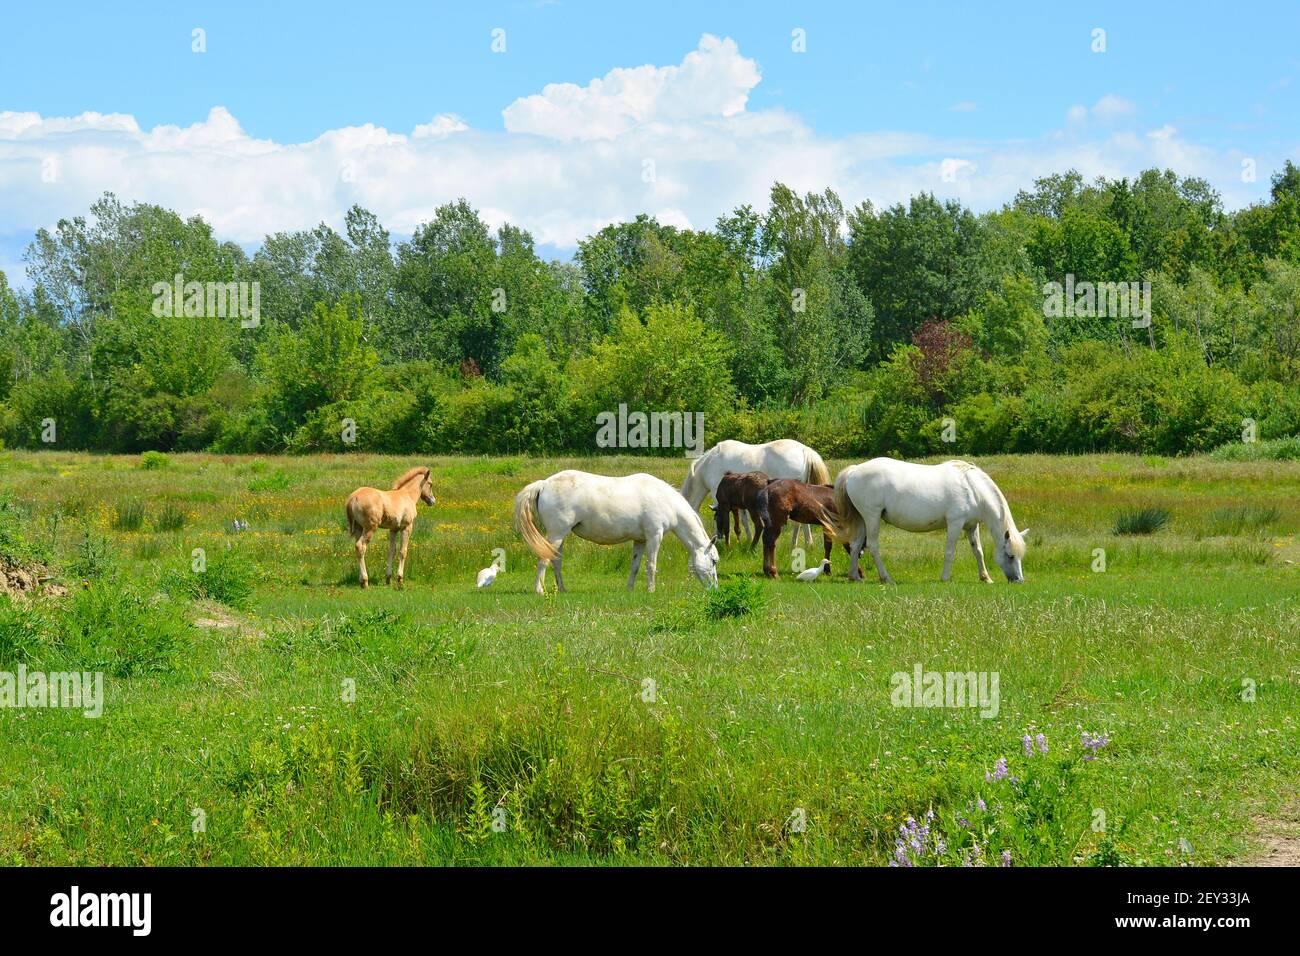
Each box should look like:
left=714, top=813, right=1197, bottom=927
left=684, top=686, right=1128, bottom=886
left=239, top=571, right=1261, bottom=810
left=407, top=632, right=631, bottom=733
left=514, top=480, right=558, bottom=562
left=828, top=468, right=862, bottom=543
left=805, top=447, right=830, bottom=486
left=680, top=450, right=709, bottom=507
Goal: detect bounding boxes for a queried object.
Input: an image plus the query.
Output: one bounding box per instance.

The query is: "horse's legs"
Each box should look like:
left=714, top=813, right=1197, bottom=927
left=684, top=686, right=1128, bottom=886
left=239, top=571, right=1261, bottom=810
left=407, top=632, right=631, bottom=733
left=762, top=517, right=783, bottom=578
left=551, top=539, right=568, bottom=593
left=941, top=521, right=962, bottom=582
left=740, top=510, right=752, bottom=542
left=355, top=529, right=374, bottom=588
left=644, top=532, right=663, bottom=592
left=534, top=557, right=548, bottom=595
left=865, top=513, right=893, bottom=583
left=968, top=525, right=993, bottom=582
left=396, top=526, right=411, bottom=586
left=788, top=520, right=799, bottom=551
left=802, top=522, right=814, bottom=548
left=747, top=508, right=763, bottom=550
left=821, top=527, right=833, bottom=570
left=848, top=532, right=865, bottom=581
left=627, top=542, right=645, bottom=591
left=385, top=530, right=398, bottom=585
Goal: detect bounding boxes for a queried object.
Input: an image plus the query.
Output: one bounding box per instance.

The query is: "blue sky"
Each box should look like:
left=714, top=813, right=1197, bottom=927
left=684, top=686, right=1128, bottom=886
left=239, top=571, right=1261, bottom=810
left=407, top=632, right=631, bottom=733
left=2, top=0, right=1298, bottom=282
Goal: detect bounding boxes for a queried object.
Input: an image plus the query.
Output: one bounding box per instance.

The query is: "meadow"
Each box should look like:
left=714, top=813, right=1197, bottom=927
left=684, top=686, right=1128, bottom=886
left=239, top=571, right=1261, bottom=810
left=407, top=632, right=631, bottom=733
left=0, top=449, right=1297, bottom=866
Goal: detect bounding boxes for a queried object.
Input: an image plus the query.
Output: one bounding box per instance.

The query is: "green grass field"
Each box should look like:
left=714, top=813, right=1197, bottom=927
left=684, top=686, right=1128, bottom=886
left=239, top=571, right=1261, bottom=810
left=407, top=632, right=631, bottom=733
left=1, top=449, right=1297, bottom=866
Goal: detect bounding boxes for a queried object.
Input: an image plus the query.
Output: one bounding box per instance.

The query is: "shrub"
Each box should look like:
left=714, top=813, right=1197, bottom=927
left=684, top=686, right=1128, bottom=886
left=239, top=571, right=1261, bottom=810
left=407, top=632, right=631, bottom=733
left=170, top=550, right=255, bottom=609
left=59, top=583, right=189, bottom=677
left=704, top=577, right=767, bottom=620
left=247, top=470, right=293, bottom=493
left=1113, top=507, right=1171, bottom=536
left=140, top=450, right=170, bottom=470
left=1208, top=436, right=1300, bottom=461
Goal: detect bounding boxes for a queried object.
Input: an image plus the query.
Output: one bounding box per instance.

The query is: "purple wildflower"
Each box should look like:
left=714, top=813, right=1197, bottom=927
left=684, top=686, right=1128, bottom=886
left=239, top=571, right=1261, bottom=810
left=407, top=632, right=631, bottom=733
left=985, top=757, right=1009, bottom=782
left=1000, top=849, right=1012, bottom=867
left=1036, top=733, right=1048, bottom=754
left=1022, top=734, right=1033, bottom=755
left=1081, top=731, right=1111, bottom=760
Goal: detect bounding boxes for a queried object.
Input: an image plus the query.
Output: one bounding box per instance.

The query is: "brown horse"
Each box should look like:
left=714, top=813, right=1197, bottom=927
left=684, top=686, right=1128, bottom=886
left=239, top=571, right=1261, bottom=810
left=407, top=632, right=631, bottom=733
left=345, top=466, right=436, bottom=588
left=712, top=470, right=770, bottom=547
left=755, top=478, right=844, bottom=578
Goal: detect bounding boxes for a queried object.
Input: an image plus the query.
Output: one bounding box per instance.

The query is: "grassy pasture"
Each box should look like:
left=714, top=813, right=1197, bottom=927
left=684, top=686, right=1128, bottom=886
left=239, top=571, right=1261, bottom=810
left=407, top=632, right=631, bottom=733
left=0, top=449, right=1297, bottom=865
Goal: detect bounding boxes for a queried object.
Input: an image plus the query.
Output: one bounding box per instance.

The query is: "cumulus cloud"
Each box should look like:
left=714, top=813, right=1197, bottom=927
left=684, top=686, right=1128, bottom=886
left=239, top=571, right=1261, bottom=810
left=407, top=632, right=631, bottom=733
left=0, top=35, right=1279, bottom=268
left=501, top=34, right=761, bottom=140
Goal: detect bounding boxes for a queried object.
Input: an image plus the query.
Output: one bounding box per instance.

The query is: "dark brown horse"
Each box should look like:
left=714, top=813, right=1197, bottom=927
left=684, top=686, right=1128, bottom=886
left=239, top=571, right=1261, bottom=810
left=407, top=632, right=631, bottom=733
left=712, top=470, right=770, bottom=547
left=755, top=478, right=844, bottom=578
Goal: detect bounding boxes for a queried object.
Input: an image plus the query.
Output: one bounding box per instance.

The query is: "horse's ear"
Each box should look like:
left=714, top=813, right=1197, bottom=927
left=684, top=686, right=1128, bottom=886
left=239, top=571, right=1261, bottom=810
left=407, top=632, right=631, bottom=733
left=1004, top=529, right=1011, bottom=541
left=708, top=503, right=717, bottom=512
left=1018, top=527, right=1030, bottom=537
left=709, top=533, right=719, bottom=545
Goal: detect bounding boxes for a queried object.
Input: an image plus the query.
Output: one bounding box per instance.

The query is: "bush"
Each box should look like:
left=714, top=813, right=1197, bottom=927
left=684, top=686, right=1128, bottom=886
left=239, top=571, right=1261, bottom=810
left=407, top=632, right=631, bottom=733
left=704, top=577, right=767, bottom=620
left=59, top=583, right=189, bottom=677
left=139, top=450, right=170, bottom=470
left=1113, top=507, right=1171, bottom=536
left=1208, top=436, right=1300, bottom=461
left=169, top=549, right=255, bottom=609
left=247, top=470, right=293, bottom=493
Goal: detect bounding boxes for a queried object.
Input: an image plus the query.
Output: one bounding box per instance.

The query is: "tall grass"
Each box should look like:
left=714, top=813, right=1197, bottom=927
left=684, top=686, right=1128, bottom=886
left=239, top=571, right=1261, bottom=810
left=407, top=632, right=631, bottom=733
left=1205, top=505, right=1281, bottom=536
left=1113, top=506, right=1170, bottom=536
left=112, top=499, right=145, bottom=531
left=154, top=502, right=188, bottom=532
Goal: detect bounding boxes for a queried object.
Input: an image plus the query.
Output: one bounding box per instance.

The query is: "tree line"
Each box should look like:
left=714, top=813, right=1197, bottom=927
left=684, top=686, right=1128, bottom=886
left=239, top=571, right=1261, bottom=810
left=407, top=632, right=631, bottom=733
left=2, top=162, right=1299, bottom=458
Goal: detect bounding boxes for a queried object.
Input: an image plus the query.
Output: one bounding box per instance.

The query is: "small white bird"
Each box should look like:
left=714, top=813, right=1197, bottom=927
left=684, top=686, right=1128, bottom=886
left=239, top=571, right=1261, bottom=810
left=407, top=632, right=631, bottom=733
left=795, top=559, right=830, bottom=582
left=476, top=563, right=500, bottom=588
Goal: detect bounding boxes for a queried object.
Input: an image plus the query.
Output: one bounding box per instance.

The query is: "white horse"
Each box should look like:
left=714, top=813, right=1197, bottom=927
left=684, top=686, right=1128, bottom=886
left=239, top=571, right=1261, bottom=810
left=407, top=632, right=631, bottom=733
left=681, top=439, right=830, bottom=548
left=830, top=459, right=1029, bottom=583
left=514, top=471, right=720, bottom=594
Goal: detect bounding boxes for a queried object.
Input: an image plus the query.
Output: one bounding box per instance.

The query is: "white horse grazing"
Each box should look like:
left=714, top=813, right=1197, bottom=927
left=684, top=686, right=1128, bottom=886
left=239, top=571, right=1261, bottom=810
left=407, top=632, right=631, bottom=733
left=514, top=471, right=720, bottom=594
left=681, top=439, right=830, bottom=548
left=830, top=459, right=1029, bottom=584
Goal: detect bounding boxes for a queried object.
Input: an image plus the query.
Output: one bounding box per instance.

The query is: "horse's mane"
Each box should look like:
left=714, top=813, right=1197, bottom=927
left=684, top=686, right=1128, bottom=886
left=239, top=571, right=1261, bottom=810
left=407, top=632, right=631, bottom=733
left=964, top=465, right=1025, bottom=558
left=391, top=466, right=430, bottom=490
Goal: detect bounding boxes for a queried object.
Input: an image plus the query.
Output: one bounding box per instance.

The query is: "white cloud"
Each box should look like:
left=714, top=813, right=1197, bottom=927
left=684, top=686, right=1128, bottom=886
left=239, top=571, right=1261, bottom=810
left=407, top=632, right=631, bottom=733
left=501, top=34, right=761, bottom=141
left=1091, top=94, right=1138, bottom=121
left=0, top=37, right=1281, bottom=267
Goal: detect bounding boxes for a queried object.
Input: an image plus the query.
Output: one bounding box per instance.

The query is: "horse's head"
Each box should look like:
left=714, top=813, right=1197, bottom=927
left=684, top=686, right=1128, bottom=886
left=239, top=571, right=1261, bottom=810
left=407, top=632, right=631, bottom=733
left=690, top=534, right=721, bottom=588
left=419, top=470, right=436, bottom=506
left=995, top=527, right=1029, bottom=582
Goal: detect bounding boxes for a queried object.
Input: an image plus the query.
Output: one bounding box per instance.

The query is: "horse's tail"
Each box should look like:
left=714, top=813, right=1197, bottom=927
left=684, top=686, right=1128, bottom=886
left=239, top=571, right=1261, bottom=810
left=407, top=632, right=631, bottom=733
left=828, top=468, right=862, bottom=543
left=345, top=494, right=363, bottom=540
left=756, top=485, right=773, bottom=534
left=514, top=480, right=558, bottom=562
left=680, top=450, right=708, bottom=506
left=806, top=447, right=831, bottom=486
